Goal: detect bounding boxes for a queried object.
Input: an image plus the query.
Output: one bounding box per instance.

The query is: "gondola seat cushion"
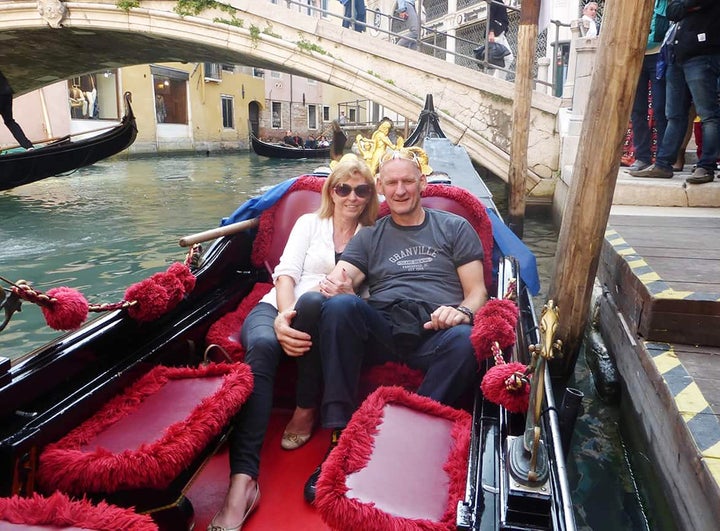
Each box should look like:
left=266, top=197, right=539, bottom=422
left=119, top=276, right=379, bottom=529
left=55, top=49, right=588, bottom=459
left=0, top=491, right=157, bottom=530
left=315, top=386, right=471, bottom=531
left=37, top=363, right=253, bottom=495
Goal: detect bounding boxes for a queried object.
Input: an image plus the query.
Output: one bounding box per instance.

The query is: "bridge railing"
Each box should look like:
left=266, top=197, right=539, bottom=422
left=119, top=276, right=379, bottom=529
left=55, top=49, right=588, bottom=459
left=280, top=0, right=573, bottom=96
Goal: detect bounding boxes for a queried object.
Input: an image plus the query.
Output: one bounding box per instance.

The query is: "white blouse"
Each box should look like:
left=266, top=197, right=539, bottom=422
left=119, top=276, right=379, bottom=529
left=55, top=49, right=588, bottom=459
left=258, top=213, right=361, bottom=309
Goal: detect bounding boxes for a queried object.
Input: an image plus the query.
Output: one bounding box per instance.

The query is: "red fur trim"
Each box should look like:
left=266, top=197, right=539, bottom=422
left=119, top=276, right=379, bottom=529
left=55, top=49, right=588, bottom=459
left=316, top=386, right=470, bottom=531
left=481, top=361, right=530, bottom=413
left=251, top=176, right=326, bottom=268
left=470, top=299, right=518, bottom=361
left=167, top=262, right=196, bottom=293
left=205, top=283, right=273, bottom=361
left=0, top=491, right=158, bottom=530
left=38, top=363, right=253, bottom=495
left=124, top=276, right=170, bottom=322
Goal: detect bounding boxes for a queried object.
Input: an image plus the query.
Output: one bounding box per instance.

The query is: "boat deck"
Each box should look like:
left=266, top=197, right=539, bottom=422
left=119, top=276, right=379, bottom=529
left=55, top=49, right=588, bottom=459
left=596, top=180, right=720, bottom=529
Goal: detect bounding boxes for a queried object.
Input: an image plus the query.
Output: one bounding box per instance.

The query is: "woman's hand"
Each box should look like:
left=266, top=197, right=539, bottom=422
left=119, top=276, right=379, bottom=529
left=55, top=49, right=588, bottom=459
left=274, top=309, right=312, bottom=357
left=423, top=305, right=470, bottom=330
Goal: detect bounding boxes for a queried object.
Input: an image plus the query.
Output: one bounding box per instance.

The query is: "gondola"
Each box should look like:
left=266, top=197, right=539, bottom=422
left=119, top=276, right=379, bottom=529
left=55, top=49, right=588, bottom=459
left=0, top=92, right=137, bottom=191
left=250, top=128, right=345, bottom=160
left=0, top=95, right=576, bottom=530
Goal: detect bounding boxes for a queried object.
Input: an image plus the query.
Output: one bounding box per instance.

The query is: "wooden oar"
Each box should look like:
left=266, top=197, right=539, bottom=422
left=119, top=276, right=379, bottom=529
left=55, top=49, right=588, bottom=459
left=179, top=217, right=259, bottom=247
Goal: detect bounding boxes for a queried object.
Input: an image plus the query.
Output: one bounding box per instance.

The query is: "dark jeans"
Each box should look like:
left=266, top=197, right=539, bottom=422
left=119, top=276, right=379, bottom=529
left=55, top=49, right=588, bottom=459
left=229, top=295, right=323, bottom=477
left=682, top=54, right=720, bottom=171
left=318, top=294, right=478, bottom=429
left=342, top=0, right=366, bottom=32
left=655, top=63, right=692, bottom=170
left=631, top=53, right=666, bottom=164
left=0, top=94, right=32, bottom=149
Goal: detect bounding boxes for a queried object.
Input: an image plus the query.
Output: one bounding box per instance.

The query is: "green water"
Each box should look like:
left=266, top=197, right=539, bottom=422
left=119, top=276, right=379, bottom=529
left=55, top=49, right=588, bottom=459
left=0, top=152, right=662, bottom=529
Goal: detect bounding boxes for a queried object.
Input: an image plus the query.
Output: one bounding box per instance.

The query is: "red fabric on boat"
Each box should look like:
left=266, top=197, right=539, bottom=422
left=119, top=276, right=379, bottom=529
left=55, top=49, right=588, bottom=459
left=37, top=363, right=253, bottom=495
left=205, top=282, right=273, bottom=361
left=315, top=386, right=471, bottom=531
left=0, top=491, right=157, bottom=530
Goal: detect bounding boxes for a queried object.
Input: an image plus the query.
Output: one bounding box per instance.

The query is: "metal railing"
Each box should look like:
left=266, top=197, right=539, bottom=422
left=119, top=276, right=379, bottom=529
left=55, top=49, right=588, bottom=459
left=276, top=0, right=574, bottom=95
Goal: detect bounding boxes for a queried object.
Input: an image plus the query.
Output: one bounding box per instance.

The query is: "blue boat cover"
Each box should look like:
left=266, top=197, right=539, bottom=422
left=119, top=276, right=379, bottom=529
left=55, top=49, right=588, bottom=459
left=221, top=176, right=540, bottom=295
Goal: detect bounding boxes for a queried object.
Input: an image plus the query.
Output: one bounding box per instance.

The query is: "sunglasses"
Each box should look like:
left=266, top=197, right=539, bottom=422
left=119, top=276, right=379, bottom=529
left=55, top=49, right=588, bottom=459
left=379, top=149, right=422, bottom=170
left=333, top=183, right=373, bottom=198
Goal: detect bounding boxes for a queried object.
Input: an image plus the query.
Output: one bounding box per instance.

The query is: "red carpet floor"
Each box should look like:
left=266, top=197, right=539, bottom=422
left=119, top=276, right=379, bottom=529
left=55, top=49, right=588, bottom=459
left=186, top=410, right=332, bottom=530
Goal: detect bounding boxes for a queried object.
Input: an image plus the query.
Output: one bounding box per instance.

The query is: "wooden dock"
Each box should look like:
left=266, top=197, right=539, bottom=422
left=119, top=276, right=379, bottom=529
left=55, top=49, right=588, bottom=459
left=594, top=172, right=720, bottom=531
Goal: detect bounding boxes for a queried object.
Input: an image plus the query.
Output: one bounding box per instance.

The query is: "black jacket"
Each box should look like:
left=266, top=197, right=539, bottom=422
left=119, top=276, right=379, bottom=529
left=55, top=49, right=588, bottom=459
left=667, top=0, right=720, bottom=63
left=488, top=0, right=509, bottom=37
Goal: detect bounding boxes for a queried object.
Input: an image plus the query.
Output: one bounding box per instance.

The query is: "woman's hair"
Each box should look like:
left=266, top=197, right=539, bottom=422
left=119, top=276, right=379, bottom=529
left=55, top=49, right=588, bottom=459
left=319, top=154, right=378, bottom=226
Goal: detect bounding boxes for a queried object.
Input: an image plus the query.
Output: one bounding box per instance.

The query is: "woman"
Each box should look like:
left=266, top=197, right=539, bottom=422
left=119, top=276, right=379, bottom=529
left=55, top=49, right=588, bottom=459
left=208, top=155, right=378, bottom=531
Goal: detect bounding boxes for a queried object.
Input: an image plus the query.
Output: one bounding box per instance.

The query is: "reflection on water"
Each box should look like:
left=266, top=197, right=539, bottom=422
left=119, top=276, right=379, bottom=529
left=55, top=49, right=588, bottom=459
left=0, top=153, right=657, bottom=529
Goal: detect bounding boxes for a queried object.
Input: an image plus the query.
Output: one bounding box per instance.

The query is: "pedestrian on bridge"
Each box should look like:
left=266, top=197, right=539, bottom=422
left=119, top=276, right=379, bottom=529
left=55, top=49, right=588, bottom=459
left=0, top=70, right=34, bottom=150
left=339, top=0, right=366, bottom=33
left=396, top=0, right=419, bottom=50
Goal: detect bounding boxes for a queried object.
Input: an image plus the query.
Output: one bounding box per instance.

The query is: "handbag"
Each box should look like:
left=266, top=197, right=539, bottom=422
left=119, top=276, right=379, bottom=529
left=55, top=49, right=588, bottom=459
left=473, top=42, right=511, bottom=67
left=656, top=22, right=677, bottom=80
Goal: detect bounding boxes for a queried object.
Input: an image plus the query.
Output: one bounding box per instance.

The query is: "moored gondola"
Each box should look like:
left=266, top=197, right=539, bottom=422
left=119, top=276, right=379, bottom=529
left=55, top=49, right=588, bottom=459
left=0, top=95, right=576, bottom=530
left=250, top=131, right=333, bottom=159
left=0, top=92, right=137, bottom=191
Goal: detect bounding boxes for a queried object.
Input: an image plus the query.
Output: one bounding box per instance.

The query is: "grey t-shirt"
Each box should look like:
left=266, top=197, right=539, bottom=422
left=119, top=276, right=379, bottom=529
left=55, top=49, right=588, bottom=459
left=341, top=208, right=484, bottom=310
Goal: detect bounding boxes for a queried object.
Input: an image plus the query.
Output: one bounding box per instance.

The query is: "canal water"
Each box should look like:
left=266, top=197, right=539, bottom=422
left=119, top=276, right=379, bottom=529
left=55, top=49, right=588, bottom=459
left=0, top=152, right=665, bottom=529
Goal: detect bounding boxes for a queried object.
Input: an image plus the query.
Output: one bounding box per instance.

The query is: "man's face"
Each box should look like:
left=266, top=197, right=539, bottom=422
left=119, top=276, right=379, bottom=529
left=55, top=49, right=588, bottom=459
left=377, top=158, right=426, bottom=219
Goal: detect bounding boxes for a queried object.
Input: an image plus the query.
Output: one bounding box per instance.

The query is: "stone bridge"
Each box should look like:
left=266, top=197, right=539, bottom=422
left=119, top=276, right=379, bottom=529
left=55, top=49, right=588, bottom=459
left=0, top=0, right=561, bottom=197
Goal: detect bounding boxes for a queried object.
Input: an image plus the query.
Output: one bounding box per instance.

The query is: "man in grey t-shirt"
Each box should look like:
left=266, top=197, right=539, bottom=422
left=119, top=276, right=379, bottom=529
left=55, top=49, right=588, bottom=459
left=303, top=148, right=488, bottom=503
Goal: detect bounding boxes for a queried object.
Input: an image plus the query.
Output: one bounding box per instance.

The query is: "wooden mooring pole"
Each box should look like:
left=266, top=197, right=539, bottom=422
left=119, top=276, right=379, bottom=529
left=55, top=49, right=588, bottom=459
left=548, top=0, right=654, bottom=381
left=507, top=0, right=541, bottom=238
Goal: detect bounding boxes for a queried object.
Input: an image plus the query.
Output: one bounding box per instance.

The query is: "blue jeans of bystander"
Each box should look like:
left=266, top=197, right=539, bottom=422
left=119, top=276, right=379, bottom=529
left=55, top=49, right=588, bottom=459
left=655, top=63, right=692, bottom=171
left=681, top=54, right=720, bottom=171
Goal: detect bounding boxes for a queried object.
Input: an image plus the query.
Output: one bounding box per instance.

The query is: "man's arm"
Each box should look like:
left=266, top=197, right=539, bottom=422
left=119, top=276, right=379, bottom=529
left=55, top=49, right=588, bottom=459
left=321, top=259, right=365, bottom=297
left=667, top=0, right=705, bottom=20
left=423, top=259, right=488, bottom=330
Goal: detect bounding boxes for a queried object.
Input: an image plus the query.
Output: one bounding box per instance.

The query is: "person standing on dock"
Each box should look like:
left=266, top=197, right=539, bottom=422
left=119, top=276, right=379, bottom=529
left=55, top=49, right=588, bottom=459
left=627, top=0, right=669, bottom=172
left=631, top=0, right=720, bottom=183
left=0, top=71, right=34, bottom=150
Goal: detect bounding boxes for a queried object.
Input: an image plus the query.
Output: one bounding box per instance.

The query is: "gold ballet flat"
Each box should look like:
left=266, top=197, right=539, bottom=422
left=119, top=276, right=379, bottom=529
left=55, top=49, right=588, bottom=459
left=281, top=431, right=312, bottom=450
left=207, top=483, right=260, bottom=531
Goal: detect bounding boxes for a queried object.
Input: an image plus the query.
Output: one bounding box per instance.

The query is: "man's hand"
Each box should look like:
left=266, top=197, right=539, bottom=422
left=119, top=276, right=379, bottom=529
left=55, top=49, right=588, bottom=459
left=274, top=309, right=312, bottom=357
left=423, top=305, right=471, bottom=330
left=399, top=10, right=408, bottom=20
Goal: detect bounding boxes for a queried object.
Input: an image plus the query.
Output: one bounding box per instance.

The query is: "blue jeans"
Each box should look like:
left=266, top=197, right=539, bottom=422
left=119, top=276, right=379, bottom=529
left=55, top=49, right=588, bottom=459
left=342, top=0, right=366, bottom=32
left=682, top=54, right=720, bottom=171
left=655, top=63, right=692, bottom=170
left=317, top=294, right=479, bottom=429
left=631, top=53, right=667, bottom=164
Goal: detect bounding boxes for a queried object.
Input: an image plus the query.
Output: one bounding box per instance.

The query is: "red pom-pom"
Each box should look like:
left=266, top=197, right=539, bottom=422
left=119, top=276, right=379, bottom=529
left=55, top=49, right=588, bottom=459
left=124, top=277, right=170, bottom=322
left=42, top=287, right=89, bottom=330
left=481, top=361, right=530, bottom=413
left=470, top=299, right=519, bottom=361
left=167, top=262, right=196, bottom=293
left=151, top=271, right=184, bottom=311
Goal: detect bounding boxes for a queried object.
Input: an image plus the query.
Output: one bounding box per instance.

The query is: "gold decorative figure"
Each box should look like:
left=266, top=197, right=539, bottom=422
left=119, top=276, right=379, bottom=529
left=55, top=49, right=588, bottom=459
left=356, top=118, right=403, bottom=175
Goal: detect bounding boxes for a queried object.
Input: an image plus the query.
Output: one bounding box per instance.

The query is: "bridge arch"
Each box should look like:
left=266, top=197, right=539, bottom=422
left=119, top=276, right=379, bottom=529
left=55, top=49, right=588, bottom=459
left=0, top=0, right=560, bottom=194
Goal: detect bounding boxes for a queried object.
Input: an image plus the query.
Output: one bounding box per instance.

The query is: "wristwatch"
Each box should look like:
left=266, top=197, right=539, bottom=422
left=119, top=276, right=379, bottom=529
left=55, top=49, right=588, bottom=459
left=456, top=305, right=474, bottom=322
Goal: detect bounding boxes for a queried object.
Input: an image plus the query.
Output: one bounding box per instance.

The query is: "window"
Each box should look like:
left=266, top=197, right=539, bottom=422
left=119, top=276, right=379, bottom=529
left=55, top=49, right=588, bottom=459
left=222, top=95, right=234, bottom=129
left=307, top=79, right=317, bottom=85
left=204, top=63, right=222, bottom=82
left=271, top=71, right=282, bottom=79
left=67, top=70, right=119, bottom=120
left=322, top=106, right=330, bottom=121
left=308, top=105, right=318, bottom=130
left=152, top=66, right=189, bottom=125
left=271, top=101, right=282, bottom=129
left=253, top=68, right=265, bottom=79
left=348, top=108, right=357, bottom=122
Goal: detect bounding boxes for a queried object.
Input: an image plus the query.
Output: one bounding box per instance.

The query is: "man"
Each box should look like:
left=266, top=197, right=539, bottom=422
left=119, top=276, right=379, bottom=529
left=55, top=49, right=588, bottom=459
left=396, top=0, right=419, bottom=50
left=631, top=0, right=719, bottom=184
left=338, top=0, right=366, bottom=33
left=627, top=0, right=668, bottom=172
left=283, top=130, right=296, bottom=146
left=303, top=148, right=488, bottom=503
left=0, top=70, right=33, bottom=150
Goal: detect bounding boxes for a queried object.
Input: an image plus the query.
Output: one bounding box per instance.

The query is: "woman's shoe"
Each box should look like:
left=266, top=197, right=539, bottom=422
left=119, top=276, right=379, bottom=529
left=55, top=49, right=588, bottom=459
left=281, top=431, right=312, bottom=450
left=207, top=484, right=260, bottom=531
